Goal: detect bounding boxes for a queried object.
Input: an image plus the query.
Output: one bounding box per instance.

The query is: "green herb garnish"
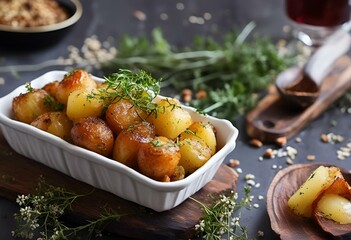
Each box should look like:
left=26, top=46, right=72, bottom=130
left=12, top=176, right=121, bottom=240
left=191, top=187, right=252, bottom=240
left=102, top=24, right=293, bottom=122
left=88, top=69, right=161, bottom=115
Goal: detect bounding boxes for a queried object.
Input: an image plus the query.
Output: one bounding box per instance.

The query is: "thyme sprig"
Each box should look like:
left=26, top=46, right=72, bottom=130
left=191, top=187, right=252, bottom=240
left=12, top=176, right=121, bottom=240
left=88, top=69, right=161, bottom=114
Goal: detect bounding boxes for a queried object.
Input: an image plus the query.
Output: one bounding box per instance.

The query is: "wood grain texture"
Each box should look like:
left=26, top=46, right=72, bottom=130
left=246, top=55, right=351, bottom=143
left=0, top=130, right=238, bottom=240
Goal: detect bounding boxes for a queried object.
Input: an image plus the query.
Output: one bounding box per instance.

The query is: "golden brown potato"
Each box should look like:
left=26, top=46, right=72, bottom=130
left=66, top=88, right=104, bottom=121
left=55, top=69, right=97, bottom=105
left=12, top=89, right=53, bottom=124
left=42, top=80, right=59, bottom=98
left=31, top=111, right=73, bottom=141
left=105, top=99, right=146, bottom=135
left=178, top=137, right=212, bottom=175
left=180, top=121, right=217, bottom=155
left=147, top=98, right=193, bottom=139
left=112, top=121, right=155, bottom=169
left=71, top=116, right=114, bottom=157
left=137, top=136, right=180, bottom=181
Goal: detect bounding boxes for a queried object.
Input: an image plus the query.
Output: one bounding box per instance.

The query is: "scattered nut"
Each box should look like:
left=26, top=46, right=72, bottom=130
left=275, top=136, right=287, bottom=147
left=195, top=89, right=207, bottom=99
left=264, top=148, right=274, bottom=158
left=249, top=139, right=263, bottom=148
left=320, top=134, right=329, bottom=143
left=228, top=159, right=240, bottom=168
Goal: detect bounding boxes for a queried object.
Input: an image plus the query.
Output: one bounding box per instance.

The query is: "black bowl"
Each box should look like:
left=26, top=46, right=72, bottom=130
left=0, top=0, right=83, bottom=50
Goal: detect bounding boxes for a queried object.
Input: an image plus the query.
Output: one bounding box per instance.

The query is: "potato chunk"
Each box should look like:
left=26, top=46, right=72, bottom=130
left=31, top=111, right=73, bottom=141
left=147, top=98, right=193, bottom=139
left=180, top=121, right=217, bottom=155
left=178, top=137, right=212, bottom=175
left=137, top=136, right=180, bottom=181
left=55, top=69, right=97, bottom=105
left=66, top=88, right=104, bottom=121
left=113, top=122, right=155, bottom=169
left=288, top=166, right=343, bottom=217
left=12, top=89, right=53, bottom=124
left=317, top=193, right=351, bottom=224
left=105, top=99, right=146, bottom=135
left=71, top=117, right=114, bottom=157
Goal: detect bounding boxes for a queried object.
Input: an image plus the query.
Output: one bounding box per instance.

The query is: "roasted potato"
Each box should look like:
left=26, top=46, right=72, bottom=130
left=12, top=89, right=54, bottom=124
left=66, top=88, right=104, bottom=121
left=137, top=136, right=180, bottom=181
left=71, top=116, right=114, bottom=157
left=105, top=99, right=146, bottom=135
left=316, top=193, right=351, bottom=224
left=113, top=121, right=155, bottom=169
left=31, top=111, right=73, bottom=141
left=178, top=137, right=212, bottom=175
left=147, top=98, right=193, bottom=139
left=180, top=121, right=217, bottom=155
left=42, top=80, right=59, bottom=98
left=288, top=166, right=343, bottom=217
left=55, top=69, right=97, bottom=105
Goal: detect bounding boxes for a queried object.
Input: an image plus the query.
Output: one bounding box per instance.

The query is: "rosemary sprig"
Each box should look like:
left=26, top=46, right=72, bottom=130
left=102, top=25, right=293, bottom=122
left=12, top=176, right=121, bottom=240
left=191, top=187, right=252, bottom=240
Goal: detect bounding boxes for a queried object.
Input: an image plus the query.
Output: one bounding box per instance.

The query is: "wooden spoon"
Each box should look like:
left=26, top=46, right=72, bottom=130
left=267, top=163, right=351, bottom=240
left=276, top=30, right=351, bottom=109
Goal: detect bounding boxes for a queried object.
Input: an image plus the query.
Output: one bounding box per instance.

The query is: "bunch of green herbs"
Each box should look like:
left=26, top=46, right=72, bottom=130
left=191, top=187, right=252, bottom=240
left=102, top=23, right=292, bottom=122
left=12, top=176, right=121, bottom=240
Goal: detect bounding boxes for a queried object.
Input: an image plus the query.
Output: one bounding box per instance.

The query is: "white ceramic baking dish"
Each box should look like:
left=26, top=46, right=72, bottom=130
left=0, top=71, right=239, bottom=212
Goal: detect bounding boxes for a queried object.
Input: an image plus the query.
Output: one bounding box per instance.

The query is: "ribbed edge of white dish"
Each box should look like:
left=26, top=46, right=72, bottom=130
left=0, top=71, right=239, bottom=211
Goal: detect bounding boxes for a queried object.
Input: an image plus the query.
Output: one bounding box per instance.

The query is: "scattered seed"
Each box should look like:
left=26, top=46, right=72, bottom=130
left=236, top=168, right=242, bottom=174
left=258, top=195, right=264, bottom=200
left=246, top=179, right=256, bottom=186
left=286, top=158, right=294, bottom=165
left=306, top=155, right=316, bottom=161
left=295, top=137, right=302, bottom=143
left=134, top=10, right=147, bottom=21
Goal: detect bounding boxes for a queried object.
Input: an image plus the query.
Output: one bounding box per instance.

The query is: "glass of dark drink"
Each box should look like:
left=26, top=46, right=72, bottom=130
left=285, top=0, right=351, bottom=46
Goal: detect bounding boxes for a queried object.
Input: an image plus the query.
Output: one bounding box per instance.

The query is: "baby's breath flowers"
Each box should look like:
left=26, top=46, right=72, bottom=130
left=12, top=176, right=121, bottom=240
left=192, top=187, right=252, bottom=240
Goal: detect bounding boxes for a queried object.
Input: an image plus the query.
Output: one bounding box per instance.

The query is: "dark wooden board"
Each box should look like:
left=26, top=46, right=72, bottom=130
left=246, top=55, right=351, bottom=143
left=0, top=130, right=238, bottom=240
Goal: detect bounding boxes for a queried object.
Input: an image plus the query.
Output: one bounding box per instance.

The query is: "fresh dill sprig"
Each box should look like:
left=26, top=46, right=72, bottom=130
left=191, top=187, right=252, bottom=240
left=12, top=176, right=121, bottom=240
left=88, top=69, right=161, bottom=114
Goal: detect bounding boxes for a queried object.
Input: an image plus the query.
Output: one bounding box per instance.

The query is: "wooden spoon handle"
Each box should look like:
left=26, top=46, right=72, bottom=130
left=305, top=30, right=351, bottom=86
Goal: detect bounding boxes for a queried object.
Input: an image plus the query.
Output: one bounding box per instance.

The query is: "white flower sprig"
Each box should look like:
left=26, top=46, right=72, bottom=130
left=12, top=176, right=121, bottom=240
left=192, top=187, right=252, bottom=240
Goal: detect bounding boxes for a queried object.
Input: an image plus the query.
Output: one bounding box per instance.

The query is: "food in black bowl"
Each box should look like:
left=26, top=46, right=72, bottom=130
left=0, top=0, right=82, bottom=49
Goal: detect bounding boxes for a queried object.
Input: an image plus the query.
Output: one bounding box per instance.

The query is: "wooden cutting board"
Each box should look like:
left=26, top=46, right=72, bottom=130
left=246, top=55, right=351, bottom=143
left=0, top=130, right=238, bottom=240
